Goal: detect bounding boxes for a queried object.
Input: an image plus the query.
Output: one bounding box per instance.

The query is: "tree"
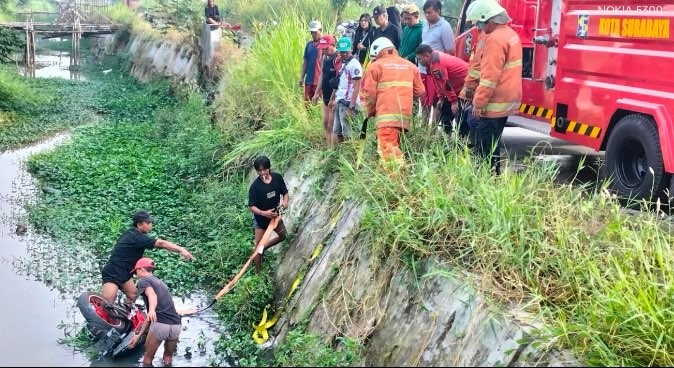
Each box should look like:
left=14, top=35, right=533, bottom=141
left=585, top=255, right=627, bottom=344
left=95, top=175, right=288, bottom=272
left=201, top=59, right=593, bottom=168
left=0, top=29, right=23, bottom=62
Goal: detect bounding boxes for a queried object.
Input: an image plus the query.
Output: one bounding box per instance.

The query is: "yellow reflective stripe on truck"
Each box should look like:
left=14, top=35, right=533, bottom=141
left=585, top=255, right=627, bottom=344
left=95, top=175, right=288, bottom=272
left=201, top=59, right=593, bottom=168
left=519, top=103, right=602, bottom=139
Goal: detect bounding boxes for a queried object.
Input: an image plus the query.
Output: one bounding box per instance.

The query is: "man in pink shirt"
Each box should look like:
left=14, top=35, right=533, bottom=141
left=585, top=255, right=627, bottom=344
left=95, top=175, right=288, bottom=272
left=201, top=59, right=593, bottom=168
left=416, top=44, right=469, bottom=140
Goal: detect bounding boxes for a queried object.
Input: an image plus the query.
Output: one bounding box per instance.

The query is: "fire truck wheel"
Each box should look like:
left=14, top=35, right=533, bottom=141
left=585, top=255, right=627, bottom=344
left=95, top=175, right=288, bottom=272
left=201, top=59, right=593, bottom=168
left=606, top=114, right=665, bottom=204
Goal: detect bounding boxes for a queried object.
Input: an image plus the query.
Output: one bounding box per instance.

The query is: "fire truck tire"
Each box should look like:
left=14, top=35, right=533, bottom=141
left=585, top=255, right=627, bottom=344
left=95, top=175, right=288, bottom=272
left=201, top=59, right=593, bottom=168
left=606, top=114, right=665, bottom=203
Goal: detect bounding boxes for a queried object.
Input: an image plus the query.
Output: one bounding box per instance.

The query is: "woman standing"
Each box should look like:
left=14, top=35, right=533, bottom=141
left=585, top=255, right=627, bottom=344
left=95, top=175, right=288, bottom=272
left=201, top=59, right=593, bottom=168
left=352, top=13, right=374, bottom=66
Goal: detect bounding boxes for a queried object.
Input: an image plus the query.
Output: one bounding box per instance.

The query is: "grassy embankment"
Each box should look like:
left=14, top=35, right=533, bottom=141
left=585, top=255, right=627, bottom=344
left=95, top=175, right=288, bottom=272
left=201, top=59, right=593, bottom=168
left=10, top=0, right=674, bottom=366
left=4, top=3, right=358, bottom=365
left=212, top=8, right=674, bottom=368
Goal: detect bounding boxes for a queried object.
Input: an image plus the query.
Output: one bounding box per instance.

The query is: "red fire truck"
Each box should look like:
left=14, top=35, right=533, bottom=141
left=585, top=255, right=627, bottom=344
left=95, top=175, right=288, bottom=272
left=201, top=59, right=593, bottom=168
left=454, top=0, right=674, bottom=203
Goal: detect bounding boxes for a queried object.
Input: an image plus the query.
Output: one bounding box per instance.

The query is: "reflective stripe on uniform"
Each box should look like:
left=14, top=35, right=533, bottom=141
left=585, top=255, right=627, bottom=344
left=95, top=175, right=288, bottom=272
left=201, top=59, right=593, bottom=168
left=374, top=114, right=412, bottom=124
left=484, top=101, right=519, bottom=112
left=468, top=69, right=480, bottom=78
left=479, top=79, right=496, bottom=88
left=377, top=81, right=413, bottom=89
left=503, top=59, right=522, bottom=69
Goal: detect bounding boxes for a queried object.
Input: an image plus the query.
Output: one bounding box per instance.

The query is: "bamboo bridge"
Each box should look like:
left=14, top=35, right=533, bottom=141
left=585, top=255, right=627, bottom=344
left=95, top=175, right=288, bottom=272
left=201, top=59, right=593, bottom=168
left=0, top=0, right=121, bottom=68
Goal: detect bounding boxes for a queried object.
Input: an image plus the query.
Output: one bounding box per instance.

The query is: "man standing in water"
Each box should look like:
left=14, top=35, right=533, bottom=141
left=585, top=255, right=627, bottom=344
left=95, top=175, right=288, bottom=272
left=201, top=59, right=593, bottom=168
left=128, top=258, right=182, bottom=367
left=248, top=156, right=289, bottom=273
left=101, top=210, right=194, bottom=307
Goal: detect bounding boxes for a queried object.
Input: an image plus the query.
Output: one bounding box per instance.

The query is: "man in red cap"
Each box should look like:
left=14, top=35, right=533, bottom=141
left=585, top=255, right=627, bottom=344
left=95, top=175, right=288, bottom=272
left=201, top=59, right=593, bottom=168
left=312, top=34, right=342, bottom=145
left=128, top=258, right=182, bottom=366
left=101, top=210, right=195, bottom=308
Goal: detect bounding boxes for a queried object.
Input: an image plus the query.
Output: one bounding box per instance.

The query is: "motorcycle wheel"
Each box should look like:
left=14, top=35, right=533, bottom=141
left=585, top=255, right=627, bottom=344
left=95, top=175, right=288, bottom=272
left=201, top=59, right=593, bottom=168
left=77, top=291, right=130, bottom=341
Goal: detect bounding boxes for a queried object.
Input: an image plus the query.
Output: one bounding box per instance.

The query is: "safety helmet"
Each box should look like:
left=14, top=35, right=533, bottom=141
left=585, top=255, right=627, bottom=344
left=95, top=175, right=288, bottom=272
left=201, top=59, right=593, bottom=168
left=370, top=37, right=395, bottom=58
left=468, top=0, right=506, bottom=23
left=466, top=1, right=479, bottom=22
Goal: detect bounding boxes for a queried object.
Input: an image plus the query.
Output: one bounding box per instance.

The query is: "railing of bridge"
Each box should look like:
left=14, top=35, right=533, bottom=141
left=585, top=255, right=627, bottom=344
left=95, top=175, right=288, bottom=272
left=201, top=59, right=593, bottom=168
left=8, top=0, right=114, bottom=26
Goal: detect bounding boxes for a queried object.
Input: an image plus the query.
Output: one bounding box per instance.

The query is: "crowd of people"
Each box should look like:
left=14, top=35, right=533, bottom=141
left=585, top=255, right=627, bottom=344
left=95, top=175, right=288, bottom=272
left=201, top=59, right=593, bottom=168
left=301, top=0, right=522, bottom=175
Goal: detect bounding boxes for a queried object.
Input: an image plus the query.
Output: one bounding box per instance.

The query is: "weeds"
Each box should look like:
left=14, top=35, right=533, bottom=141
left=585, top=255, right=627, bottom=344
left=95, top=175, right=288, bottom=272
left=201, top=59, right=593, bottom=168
left=212, top=13, right=674, bottom=367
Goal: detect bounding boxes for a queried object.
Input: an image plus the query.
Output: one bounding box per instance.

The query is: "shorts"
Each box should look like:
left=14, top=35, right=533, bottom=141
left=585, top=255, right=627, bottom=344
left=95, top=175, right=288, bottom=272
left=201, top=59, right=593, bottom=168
left=149, top=322, right=181, bottom=341
left=333, top=101, right=360, bottom=137
left=102, top=264, right=131, bottom=287
left=304, top=84, right=317, bottom=102
left=253, top=215, right=285, bottom=230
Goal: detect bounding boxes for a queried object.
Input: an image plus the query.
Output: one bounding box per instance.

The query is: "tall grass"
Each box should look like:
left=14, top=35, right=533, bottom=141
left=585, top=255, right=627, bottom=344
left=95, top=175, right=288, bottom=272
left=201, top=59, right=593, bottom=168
left=219, top=0, right=367, bottom=28
left=103, top=3, right=159, bottom=38
left=217, top=12, right=324, bottom=169
left=326, top=125, right=674, bottom=366
left=216, top=14, right=674, bottom=362
left=220, top=0, right=331, bottom=28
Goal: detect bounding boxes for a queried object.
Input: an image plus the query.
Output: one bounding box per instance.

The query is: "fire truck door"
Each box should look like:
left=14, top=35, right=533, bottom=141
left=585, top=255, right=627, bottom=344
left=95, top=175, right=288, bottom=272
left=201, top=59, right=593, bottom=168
left=533, top=0, right=562, bottom=90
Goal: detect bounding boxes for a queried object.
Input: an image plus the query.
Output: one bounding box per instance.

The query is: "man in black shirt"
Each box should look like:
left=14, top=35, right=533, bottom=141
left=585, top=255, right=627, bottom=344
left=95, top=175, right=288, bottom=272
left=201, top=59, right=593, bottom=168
left=248, top=156, right=289, bottom=273
left=128, top=258, right=182, bottom=367
left=372, top=5, right=402, bottom=50
left=205, top=0, right=220, bottom=25
left=101, top=210, right=194, bottom=306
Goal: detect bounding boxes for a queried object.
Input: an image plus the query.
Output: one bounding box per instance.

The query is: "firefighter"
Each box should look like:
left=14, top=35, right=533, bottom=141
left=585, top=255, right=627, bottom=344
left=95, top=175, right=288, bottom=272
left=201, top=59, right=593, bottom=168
left=415, top=44, right=469, bottom=140
left=459, top=1, right=486, bottom=147
left=469, top=0, right=522, bottom=175
left=361, top=37, right=425, bottom=163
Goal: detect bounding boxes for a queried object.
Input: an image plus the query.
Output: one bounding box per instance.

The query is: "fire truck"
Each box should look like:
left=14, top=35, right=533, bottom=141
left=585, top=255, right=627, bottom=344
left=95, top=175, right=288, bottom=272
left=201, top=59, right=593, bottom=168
left=454, top=0, right=674, bottom=203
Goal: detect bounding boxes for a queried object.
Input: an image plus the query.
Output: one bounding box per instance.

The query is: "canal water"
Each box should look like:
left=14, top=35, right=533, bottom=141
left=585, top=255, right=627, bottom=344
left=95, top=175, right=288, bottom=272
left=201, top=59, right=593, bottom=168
left=0, top=46, right=228, bottom=367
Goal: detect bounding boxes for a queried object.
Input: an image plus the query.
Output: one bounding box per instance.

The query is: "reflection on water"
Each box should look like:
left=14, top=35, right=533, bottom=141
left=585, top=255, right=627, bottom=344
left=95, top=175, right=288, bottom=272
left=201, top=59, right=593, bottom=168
left=18, top=50, right=86, bottom=81
left=14, top=37, right=85, bottom=80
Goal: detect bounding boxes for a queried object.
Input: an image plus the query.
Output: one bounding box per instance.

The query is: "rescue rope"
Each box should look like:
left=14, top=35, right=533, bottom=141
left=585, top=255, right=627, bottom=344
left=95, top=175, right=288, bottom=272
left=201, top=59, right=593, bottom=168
left=177, top=215, right=281, bottom=317
left=251, top=203, right=344, bottom=345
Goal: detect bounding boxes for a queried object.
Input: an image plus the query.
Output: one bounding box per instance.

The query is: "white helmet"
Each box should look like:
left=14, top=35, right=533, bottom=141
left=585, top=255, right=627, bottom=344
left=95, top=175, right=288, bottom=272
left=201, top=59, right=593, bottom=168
left=369, top=37, right=395, bottom=58
left=466, top=1, right=479, bottom=22
left=469, top=0, right=506, bottom=23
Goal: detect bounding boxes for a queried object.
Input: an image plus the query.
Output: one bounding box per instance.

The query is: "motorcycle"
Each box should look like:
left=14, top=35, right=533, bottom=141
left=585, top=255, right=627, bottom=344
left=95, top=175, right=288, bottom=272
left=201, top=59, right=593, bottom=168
left=77, top=291, right=147, bottom=358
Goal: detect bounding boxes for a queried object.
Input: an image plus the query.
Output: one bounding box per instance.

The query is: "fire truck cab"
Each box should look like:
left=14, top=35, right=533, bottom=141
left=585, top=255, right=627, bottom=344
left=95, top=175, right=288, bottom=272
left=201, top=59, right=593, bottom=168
left=455, top=0, right=674, bottom=203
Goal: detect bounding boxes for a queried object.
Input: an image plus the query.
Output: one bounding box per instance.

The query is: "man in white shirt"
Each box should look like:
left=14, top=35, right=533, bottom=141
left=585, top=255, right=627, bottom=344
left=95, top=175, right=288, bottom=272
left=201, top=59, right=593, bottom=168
left=329, top=37, right=363, bottom=146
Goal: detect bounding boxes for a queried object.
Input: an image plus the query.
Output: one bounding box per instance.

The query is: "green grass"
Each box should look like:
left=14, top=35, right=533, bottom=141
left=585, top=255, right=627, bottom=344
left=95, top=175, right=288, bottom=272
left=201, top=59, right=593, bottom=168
left=0, top=65, right=96, bottom=151
left=220, top=0, right=333, bottom=29
left=15, top=2, right=674, bottom=366
left=0, top=0, right=58, bottom=23
left=212, top=14, right=674, bottom=367
left=216, top=11, right=324, bottom=171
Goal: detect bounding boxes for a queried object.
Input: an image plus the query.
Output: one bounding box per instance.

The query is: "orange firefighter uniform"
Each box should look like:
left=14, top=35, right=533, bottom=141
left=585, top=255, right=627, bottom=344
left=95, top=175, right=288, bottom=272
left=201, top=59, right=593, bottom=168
left=471, top=25, right=522, bottom=118
left=459, top=30, right=486, bottom=101
left=361, top=48, right=425, bottom=161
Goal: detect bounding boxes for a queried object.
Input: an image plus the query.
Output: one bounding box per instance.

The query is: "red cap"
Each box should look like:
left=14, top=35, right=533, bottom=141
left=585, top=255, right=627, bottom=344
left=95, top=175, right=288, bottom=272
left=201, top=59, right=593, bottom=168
left=318, top=34, right=336, bottom=49
left=131, top=257, right=155, bottom=274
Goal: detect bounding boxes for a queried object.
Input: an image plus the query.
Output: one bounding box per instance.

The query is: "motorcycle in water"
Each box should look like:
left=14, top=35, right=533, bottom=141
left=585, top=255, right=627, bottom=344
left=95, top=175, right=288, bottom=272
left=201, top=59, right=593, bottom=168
left=77, top=291, right=147, bottom=358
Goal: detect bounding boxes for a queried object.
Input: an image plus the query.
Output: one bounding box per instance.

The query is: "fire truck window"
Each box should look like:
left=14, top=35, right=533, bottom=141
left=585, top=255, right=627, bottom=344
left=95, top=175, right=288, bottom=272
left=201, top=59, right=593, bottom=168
left=459, top=0, right=477, bottom=34
left=522, top=47, right=533, bottom=79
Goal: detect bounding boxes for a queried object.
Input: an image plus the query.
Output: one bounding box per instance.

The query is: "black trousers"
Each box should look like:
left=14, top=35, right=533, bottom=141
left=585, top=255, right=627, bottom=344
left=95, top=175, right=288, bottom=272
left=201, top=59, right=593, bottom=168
left=438, top=98, right=470, bottom=139
left=473, top=116, right=507, bottom=174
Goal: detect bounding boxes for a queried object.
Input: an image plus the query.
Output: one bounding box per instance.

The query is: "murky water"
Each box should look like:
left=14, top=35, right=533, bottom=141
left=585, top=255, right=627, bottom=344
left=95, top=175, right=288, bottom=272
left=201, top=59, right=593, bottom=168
left=15, top=42, right=86, bottom=81
left=0, top=80, right=227, bottom=366
left=0, top=134, right=87, bottom=367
